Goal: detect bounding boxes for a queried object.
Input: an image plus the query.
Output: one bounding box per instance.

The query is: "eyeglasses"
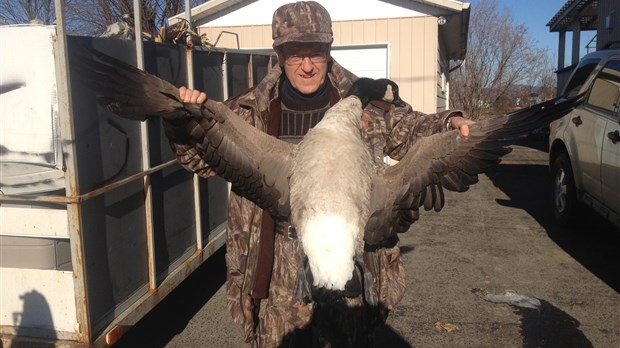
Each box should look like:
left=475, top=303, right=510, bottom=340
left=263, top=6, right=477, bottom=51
left=284, top=54, right=328, bottom=65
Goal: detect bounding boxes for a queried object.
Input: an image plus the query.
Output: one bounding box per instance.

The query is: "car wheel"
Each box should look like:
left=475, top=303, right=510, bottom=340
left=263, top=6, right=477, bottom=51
left=550, top=153, right=579, bottom=227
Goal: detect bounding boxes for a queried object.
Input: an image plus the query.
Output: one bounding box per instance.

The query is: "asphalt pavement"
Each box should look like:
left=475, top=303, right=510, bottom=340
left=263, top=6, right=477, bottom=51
left=114, top=136, right=620, bottom=348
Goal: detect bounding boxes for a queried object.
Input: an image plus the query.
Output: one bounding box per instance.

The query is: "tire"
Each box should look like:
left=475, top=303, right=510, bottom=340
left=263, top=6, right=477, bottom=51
left=550, top=153, right=580, bottom=227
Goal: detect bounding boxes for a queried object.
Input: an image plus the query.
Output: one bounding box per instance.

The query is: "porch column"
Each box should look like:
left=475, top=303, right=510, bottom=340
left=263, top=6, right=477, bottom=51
left=571, top=18, right=581, bottom=65
left=558, top=30, right=566, bottom=70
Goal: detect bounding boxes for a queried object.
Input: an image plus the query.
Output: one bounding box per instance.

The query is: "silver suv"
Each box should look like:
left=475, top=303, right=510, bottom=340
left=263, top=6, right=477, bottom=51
left=548, top=49, right=620, bottom=229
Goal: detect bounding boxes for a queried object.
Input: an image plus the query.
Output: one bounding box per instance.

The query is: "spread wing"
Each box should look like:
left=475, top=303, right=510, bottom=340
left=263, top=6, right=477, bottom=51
left=364, top=94, right=585, bottom=245
left=71, top=47, right=294, bottom=217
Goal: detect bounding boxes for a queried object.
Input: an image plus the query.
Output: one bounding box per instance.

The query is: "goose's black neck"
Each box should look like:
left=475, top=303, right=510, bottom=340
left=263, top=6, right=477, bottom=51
left=346, top=78, right=382, bottom=108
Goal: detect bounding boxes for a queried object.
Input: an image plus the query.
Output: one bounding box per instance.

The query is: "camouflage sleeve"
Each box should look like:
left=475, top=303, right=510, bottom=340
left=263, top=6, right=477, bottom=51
left=367, top=102, right=465, bottom=161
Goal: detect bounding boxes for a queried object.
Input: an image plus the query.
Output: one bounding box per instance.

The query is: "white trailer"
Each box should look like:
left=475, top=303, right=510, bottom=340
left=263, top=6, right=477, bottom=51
left=0, top=15, right=275, bottom=347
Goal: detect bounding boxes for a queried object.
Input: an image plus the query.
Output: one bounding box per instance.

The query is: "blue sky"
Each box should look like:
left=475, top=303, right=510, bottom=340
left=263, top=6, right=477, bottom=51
left=467, top=0, right=596, bottom=65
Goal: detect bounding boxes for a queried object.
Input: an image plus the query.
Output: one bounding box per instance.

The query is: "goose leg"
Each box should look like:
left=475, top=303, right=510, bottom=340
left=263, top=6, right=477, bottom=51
left=353, top=255, right=378, bottom=306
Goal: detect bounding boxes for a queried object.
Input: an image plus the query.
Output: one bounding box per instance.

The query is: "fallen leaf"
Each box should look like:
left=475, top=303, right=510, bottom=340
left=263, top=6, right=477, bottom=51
left=434, top=321, right=459, bottom=333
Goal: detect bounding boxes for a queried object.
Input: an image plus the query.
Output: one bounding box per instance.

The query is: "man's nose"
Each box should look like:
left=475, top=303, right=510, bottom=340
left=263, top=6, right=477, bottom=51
left=300, top=57, right=314, bottom=71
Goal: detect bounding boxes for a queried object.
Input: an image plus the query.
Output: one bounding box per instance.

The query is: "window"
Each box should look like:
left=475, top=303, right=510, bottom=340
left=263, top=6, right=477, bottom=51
left=587, top=59, right=620, bottom=114
left=564, top=58, right=601, bottom=97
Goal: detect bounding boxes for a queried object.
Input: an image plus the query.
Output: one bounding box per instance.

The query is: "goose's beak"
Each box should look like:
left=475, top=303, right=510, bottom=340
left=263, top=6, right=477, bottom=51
left=393, top=97, right=406, bottom=108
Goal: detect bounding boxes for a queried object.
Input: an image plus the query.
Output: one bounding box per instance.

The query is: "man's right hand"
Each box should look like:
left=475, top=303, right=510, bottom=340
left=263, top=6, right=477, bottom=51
left=179, top=86, right=208, bottom=104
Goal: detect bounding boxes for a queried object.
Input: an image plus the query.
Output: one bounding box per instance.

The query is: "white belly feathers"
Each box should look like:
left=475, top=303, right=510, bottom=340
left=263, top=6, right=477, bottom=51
left=289, top=96, right=373, bottom=290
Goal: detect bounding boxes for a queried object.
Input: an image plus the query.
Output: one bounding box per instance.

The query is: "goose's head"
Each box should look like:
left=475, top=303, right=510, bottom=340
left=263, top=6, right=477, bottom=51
left=346, top=77, right=406, bottom=108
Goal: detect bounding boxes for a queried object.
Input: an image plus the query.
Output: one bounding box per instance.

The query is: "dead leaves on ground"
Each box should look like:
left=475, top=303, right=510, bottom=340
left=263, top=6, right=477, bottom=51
left=434, top=320, right=459, bottom=333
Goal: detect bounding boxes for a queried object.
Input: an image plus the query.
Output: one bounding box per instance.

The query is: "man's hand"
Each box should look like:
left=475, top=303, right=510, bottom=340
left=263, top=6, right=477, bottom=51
left=450, top=116, right=475, bottom=137
left=179, top=86, right=208, bottom=104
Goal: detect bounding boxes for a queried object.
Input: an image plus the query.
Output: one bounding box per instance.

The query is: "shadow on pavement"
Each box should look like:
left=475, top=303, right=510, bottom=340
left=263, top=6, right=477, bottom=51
left=516, top=300, right=593, bottom=348
left=483, top=138, right=620, bottom=293
left=112, top=247, right=227, bottom=347
left=279, top=307, right=412, bottom=348
left=373, top=324, right=412, bottom=347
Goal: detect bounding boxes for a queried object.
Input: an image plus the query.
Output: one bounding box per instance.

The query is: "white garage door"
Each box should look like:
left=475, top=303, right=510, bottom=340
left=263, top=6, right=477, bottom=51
left=331, top=44, right=389, bottom=79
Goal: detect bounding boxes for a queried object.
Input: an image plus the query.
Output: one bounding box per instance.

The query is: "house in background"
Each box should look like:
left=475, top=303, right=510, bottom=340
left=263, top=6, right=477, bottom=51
left=547, top=0, right=620, bottom=93
left=172, top=0, right=470, bottom=114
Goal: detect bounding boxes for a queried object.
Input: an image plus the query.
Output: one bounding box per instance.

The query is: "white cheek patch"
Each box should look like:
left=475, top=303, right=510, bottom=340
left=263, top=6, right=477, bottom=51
left=384, top=84, right=394, bottom=103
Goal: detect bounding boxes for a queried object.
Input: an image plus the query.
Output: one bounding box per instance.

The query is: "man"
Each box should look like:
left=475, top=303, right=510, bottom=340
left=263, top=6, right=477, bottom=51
left=177, top=2, right=472, bottom=346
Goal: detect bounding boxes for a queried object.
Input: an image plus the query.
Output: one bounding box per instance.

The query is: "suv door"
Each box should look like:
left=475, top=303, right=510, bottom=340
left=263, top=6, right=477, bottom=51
left=582, top=59, right=620, bottom=213
left=602, top=115, right=620, bottom=215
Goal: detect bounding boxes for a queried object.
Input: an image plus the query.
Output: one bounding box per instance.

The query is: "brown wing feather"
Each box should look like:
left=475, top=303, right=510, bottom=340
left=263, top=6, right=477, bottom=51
left=72, top=47, right=294, bottom=218
left=365, top=94, right=585, bottom=245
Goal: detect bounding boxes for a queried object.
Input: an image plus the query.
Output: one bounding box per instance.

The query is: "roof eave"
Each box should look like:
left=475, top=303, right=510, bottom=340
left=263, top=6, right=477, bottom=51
left=169, top=0, right=249, bottom=27
left=439, top=2, right=470, bottom=60
left=172, top=0, right=471, bottom=27
left=546, top=0, right=598, bottom=32
left=411, top=0, right=469, bottom=13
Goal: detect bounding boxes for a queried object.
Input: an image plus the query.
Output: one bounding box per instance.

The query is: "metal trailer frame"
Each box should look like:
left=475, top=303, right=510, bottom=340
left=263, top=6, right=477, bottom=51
left=0, top=1, right=276, bottom=346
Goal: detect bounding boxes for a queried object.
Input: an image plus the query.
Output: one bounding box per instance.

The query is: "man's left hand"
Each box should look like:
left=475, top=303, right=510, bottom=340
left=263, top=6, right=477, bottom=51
left=450, top=116, right=475, bottom=137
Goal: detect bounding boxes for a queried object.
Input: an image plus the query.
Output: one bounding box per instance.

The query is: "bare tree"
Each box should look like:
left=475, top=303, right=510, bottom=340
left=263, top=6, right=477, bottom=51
left=69, top=0, right=201, bottom=37
left=529, top=53, right=558, bottom=102
left=1, top=0, right=56, bottom=24
left=0, top=0, right=95, bottom=36
left=450, top=0, right=556, bottom=119
left=0, top=0, right=202, bottom=37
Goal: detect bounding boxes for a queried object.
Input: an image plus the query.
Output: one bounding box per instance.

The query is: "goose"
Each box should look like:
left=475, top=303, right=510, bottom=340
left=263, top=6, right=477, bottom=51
left=71, top=48, right=584, bottom=296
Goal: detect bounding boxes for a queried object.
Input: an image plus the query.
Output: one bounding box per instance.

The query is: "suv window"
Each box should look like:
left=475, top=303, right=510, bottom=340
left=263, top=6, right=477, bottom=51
left=587, top=60, right=620, bottom=114
left=564, top=58, right=601, bottom=97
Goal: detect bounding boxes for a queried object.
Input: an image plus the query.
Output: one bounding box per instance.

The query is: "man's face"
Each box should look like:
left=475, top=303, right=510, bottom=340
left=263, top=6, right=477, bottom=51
left=278, top=42, right=330, bottom=95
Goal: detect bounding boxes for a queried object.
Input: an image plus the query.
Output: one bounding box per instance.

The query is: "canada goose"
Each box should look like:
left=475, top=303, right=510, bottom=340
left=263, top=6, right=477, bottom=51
left=72, top=49, right=584, bottom=295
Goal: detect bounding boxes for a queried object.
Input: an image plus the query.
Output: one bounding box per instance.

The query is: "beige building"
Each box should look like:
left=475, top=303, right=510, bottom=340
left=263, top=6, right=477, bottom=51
left=172, top=0, right=470, bottom=114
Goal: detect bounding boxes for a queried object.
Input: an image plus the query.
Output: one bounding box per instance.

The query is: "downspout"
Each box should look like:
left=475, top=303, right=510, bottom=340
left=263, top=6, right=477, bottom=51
left=449, top=58, right=466, bottom=72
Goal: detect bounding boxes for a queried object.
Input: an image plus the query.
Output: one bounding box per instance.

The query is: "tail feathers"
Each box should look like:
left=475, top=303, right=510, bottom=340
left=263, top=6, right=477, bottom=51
left=71, top=47, right=190, bottom=121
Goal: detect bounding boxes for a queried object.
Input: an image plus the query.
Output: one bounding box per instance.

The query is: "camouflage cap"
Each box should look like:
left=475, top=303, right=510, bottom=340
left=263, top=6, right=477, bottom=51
left=272, top=1, right=333, bottom=47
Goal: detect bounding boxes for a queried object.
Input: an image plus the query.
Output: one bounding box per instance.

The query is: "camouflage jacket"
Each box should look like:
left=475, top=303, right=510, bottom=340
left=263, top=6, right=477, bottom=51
left=169, top=60, right=462, bottom=347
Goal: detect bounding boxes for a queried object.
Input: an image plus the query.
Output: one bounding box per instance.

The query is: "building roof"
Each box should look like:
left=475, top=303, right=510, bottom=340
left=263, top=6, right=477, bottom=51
left=547, top=0, right=598, bottom=32
left=171, top=0, right=468, bottom=26
left=170, top=0, right=469, bottom=60
left=170, top=0, right=246, bottom=26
